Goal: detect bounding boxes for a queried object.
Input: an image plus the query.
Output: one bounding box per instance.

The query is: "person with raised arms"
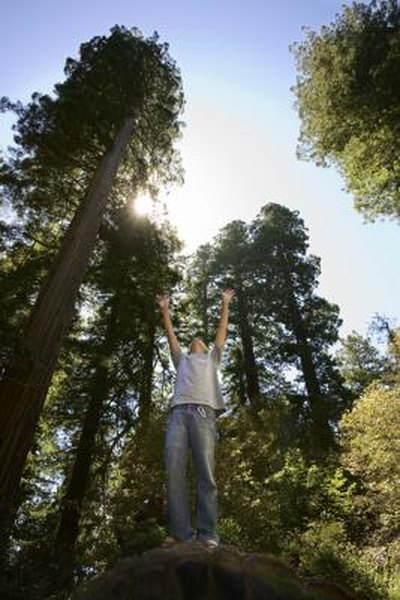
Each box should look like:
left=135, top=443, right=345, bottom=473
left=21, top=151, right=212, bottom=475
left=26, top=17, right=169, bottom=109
left=157, top=289, right=235, bottom=549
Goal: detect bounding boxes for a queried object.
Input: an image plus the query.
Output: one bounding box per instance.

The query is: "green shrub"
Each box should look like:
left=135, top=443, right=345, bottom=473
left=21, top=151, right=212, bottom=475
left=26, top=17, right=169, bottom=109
left=287, top=521, right=389, bottom=600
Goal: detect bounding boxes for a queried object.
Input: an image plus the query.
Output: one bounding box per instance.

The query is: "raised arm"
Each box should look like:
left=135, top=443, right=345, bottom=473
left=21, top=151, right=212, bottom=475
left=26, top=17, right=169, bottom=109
left=214, top=289, right=235, bottom=349
left=157, top=295, right=182, bottom=363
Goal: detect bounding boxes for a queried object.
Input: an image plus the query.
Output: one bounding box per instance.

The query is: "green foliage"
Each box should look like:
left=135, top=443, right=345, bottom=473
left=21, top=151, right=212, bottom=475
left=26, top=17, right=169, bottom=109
left=116, top=518, right=166, bottom=556
left=110, top=408, right=168, bottom=556
left=215, top=406, right=358, bottom=552
left=2, top=10, right=397, bottom=600
left=249, top=204, right=343, bottom=388
left=1, top=202, right=182, bottom=595
left=0, top=219, right=59, bottom=368
left=186, top=204, right=344, bottom=416
left=340, top=382, right=400, bottom=544
left=336, top=331, right=389, bottom=396
left=216, top=516, right=244, bottom=547
left=3, top=193, right=397, bottom=599
left=292, top=0, right=400, bottom=220
left=0, top=24, right=184, bottom=277
left=335, top=377, right=400, bottom=599
left=288, top=521, right=389, bottom=599
left=184, top=203, right=347, bottom=459
left=2, top=25, right=184, bottom=173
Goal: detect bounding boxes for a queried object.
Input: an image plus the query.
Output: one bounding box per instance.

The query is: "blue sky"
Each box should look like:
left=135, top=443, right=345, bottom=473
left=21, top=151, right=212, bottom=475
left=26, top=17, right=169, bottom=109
left=1, top=0, right=399, bottom=338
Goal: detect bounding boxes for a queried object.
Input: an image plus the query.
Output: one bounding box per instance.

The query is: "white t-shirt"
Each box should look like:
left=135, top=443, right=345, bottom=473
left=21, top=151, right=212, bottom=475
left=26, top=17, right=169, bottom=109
left=170, top=345, right=226, bottom=413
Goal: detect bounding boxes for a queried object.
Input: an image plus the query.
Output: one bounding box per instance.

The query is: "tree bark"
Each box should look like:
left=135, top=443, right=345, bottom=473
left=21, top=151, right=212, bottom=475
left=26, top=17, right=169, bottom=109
left=284, top=278, right=332, bottom=454
left=0, top=117, right=136, bottom=531
left=286, top=288, right=321, bottom=399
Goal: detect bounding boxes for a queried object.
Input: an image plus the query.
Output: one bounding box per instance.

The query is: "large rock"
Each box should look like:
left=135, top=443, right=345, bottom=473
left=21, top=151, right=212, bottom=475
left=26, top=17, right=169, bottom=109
left=75, top=541, right=355, bottom=600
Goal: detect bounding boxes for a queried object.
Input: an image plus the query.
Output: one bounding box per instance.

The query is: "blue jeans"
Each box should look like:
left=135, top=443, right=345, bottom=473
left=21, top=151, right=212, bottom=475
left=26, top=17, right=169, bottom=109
left=164, top=403, right=218, bottom=543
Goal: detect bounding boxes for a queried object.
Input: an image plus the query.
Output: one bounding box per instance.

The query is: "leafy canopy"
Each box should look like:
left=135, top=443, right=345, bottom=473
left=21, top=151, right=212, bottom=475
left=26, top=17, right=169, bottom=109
left=291, top=0, right=400, bottom=220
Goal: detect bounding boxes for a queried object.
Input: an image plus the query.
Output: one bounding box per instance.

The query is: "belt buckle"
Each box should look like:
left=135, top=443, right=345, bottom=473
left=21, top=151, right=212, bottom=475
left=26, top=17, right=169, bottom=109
left=197, top=406, right=207, bottom=418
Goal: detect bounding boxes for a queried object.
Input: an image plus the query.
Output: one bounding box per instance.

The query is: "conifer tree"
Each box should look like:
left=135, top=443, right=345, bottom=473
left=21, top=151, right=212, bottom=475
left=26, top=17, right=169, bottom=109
left=0, top=25, right=184, bottom=531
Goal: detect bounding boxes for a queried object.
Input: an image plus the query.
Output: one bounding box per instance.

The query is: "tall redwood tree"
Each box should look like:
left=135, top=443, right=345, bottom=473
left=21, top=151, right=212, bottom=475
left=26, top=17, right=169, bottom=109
left=0, top=25, right=184, bottom=531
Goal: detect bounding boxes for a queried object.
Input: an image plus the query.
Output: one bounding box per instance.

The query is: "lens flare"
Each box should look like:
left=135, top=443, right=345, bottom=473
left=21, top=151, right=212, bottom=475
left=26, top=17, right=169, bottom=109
left=134, top=194, right=153, bottom=216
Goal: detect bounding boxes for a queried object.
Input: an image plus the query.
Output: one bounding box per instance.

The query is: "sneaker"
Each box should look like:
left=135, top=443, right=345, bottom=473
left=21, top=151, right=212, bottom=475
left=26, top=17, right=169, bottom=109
left=200, top=538, right=219, bottom=550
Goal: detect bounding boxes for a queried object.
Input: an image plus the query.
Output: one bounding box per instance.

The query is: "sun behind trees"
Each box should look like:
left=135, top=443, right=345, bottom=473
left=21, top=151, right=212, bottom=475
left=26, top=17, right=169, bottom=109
left=1, top=190, right=398, bottom=598
left=0, top=25, right=184, bottom=535
left=0, top=13, right=399, bottom=600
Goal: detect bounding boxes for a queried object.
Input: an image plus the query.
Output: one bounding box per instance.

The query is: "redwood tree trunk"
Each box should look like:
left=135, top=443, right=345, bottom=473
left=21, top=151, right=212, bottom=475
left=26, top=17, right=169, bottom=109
left=286, top=288, right=321, bottom=399
left=0, top=117, right=135, bottom=530
left=285, top=281, right=332, bottom=453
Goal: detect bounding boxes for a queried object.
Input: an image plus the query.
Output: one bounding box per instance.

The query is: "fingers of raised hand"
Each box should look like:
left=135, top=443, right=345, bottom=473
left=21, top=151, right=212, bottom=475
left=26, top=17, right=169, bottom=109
left=222, top=289, right=235, bottom=302
left=157, top=294, right=169, bottom=307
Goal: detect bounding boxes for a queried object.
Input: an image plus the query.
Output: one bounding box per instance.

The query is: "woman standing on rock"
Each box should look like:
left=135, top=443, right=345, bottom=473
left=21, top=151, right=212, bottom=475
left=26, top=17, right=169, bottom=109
left=157, top=289, right=235, bottom=549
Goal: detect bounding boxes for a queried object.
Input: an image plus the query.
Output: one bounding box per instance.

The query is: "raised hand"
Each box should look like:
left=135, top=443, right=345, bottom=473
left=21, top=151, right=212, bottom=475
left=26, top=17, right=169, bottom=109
left=221, top=289, right=235, bottom=304
left=157, top=294, right=170, bottom=311
left=157, top=294, right=181, bottom=360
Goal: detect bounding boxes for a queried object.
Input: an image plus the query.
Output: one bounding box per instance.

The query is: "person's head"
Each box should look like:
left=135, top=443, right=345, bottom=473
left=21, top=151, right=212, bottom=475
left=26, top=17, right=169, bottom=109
left=189, top=337, right=208, bottom=354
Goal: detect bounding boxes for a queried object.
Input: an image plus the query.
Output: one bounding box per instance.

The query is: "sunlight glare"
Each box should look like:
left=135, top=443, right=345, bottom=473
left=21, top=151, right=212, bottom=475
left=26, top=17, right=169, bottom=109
left=134, top=194, right=154, bottom=217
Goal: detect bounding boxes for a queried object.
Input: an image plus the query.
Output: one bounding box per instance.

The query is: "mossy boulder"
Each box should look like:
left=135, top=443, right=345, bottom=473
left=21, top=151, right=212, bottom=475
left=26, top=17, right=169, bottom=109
left=75, top=542, right=355, bottom=600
